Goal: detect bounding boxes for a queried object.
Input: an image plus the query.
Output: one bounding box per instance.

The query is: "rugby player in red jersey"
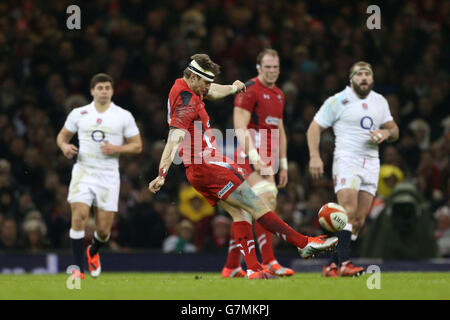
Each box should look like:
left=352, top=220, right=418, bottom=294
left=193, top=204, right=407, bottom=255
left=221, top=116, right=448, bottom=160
left=222, top=49, right=294, bottom=278
left=148, top=53, right=337, bottom=279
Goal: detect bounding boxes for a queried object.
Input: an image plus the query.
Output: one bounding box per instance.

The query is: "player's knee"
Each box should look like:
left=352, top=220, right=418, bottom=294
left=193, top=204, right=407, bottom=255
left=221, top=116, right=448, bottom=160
left=353, top=216, right=366, bottom=233
left=71, top=215, right=87, bottom=230
left=96, top=229, right=110, bottom=241
left=341, top=204, right=358, bottom=222
left=252, top=181, right=278, bottom=211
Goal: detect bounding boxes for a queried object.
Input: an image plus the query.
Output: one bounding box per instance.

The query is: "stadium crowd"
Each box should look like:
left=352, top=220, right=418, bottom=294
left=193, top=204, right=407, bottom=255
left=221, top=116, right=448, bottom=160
left=0, top=0, right=448, bottom=258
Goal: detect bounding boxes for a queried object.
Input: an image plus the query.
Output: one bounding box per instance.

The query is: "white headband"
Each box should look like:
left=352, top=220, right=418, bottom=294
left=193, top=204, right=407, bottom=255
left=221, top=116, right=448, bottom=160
left=349, top=67, right=373, bottom=80
left=188, top=60, right=215, bottom=82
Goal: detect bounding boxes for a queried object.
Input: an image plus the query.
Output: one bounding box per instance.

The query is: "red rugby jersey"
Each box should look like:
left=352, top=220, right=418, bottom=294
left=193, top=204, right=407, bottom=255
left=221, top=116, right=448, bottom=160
left=167, top=78, right=219, bottom=166
left=234, top=77, right=285, bottom=157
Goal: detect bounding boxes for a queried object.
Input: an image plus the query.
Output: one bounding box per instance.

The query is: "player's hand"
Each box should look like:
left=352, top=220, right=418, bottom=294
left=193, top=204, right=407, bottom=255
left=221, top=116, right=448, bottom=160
left=309, top=156, right=324, bottom=180
left=61, top=143, right=78, bottom=159
left=277, top=169, right=288, bottom=188
left=232, top=80, right=246, bottom=93
left=370, top=129, right=389, bottom=144
left=101, top=141, right=118, bottom=155
left=148, top=176, right=165, bottom=194
left=255, top=160, right=274, bottom=176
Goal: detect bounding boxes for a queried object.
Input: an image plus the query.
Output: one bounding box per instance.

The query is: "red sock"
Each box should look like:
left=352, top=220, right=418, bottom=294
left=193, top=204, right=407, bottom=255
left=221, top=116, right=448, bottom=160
left=224, top=223, right=241, bottom=269
left=254, top=221, right=275, bottom=265
left=232, top=221, right=262, bottom=272
left=256, top=211, right=308, bottom=249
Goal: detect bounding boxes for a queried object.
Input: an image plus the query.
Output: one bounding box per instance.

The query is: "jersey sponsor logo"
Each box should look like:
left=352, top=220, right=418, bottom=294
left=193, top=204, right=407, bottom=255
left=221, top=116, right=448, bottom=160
left=265, top=116, right=280, bottom=126
left=217, top=181, right=234, bottom=198
left=360, top=116, right=375, bottom=130
left=91, top=129, right=106, bottom=142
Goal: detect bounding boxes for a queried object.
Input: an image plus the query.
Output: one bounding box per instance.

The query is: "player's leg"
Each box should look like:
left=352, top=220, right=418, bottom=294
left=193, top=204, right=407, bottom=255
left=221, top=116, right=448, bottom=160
left=353, top=191, right=374, bottom=237
left=248, top=174, right=277, bottom=263
left=335, top=188, right=365, bottom=276
left=85, top=170, right=120, bottom=277
left=224, top=181, right=338, bottom=259
left=70, top=202, right=91, bottom=278
left=222, top=220, right=247, bottom=278
left=217, top=200, right=273, bottom=278
left=85, top=208, right=115, bottom=277
left=248, top=173, right=294, bottom=276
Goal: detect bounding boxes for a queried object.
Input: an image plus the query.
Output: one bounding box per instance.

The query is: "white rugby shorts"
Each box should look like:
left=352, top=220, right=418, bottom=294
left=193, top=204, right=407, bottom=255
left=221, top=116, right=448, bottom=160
left=67, top=162, right=120, bottom=212
left=332, top=155, right=380, bottom=196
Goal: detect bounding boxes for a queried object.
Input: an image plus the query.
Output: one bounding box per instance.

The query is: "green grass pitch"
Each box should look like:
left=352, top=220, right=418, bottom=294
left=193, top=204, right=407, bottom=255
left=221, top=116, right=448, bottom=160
left=0, top=272, right=449, bottom=300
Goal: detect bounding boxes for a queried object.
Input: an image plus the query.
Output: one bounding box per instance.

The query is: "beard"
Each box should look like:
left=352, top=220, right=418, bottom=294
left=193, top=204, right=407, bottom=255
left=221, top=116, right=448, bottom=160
left=351, top=79, right=374, bottom=98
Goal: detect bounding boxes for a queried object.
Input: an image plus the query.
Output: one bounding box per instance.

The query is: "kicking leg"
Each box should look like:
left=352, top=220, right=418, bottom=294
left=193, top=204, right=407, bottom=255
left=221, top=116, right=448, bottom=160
left=224, top=181, right=337, bottom=258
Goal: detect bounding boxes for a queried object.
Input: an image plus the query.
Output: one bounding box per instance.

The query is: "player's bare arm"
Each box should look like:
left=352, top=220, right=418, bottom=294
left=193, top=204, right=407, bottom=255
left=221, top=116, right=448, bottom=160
left=101, top=134, right=143, bottom=155
left=277, top=119, right=288, bottom=188
left=307, top=120, right=326, bottom=180
left=56, top=126, right=78, bottom=159
left=205, top=80, right=246, bottom=100
left=233, top=107, right=269, bottom=173
left=370, top=120, right=399, bottom=144
left=148, top=127, right=186, bottom=193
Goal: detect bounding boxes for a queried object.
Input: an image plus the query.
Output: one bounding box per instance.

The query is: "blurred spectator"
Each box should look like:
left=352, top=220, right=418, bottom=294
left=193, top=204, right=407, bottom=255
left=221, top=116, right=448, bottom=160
left=178, top=185, right=215, bottom=249
left=162, top=219, right=197, bottom=254
left=22, top=210, right=49, bottom=252
left=0, top=216, right=22, bottom=251
left=203, top=215, right=232, bottom=252
left=408, top=119, right=431, bottom=151
left=434, top=201, right=450, bottom=257
left=294, top=192, right=323, bottom=236
left=417, top=149, right=443, bottom=205
left=377, top=164, right=405, bottom=199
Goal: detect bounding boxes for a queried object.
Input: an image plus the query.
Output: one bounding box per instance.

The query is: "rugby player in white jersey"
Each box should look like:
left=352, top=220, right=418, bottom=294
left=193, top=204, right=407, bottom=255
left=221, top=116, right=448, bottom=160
left=57, top=73, right=142, bottom=279
left=307, top=62, right=399, bottom=277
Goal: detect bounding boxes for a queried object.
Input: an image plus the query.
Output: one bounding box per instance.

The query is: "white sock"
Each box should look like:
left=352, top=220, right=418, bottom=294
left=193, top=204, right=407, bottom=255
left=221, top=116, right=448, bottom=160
left=70, top=228, right=85, bottom=239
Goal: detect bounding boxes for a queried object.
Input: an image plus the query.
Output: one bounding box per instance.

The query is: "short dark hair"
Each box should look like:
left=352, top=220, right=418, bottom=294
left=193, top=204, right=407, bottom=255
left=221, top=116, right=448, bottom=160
left=90, top=73, right=114, bottom=89
left=183, top=53, right=221, bottom=79
left=256, top=48, right=279, bottom=66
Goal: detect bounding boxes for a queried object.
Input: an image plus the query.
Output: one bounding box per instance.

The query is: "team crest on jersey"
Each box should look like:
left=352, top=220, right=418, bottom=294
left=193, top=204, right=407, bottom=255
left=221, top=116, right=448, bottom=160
left=342, top=99, right=349, bottom=105
left=362, top=103, right=368, bottom=109
left=97, top=118, right=102, bottom=124
left=81, top=110, right=88, bottom=115
left=263, top=94, right=270, bottom=100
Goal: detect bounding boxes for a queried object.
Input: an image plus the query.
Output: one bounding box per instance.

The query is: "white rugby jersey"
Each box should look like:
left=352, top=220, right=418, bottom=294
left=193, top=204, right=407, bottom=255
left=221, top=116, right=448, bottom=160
left=64, top=101, right=140, bottom=169
left=314, top=86, right=393, bottom=158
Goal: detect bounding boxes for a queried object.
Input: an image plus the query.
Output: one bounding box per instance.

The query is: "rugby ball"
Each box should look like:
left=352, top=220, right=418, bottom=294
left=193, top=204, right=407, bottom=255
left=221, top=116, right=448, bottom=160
left=318, top=202, right=348, bottom=233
